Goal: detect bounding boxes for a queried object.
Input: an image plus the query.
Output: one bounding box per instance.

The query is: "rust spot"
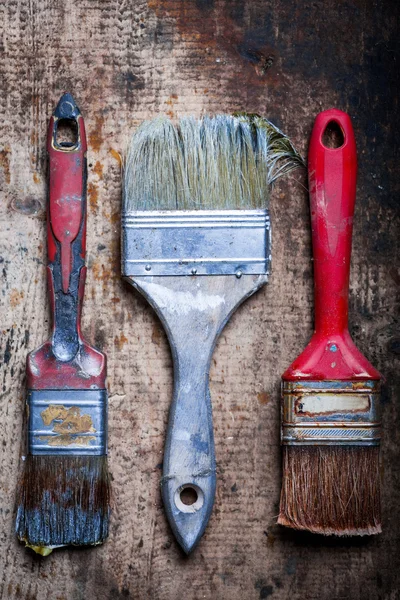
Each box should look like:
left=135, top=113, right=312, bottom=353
left=111, top=296, right=121, bottom=304
left=264, top=529, right=276, bottom=547
left=0, top=147, right=10, bottom=184
left=352, top=381, right=370, bottom=390
left=114, top=332, right=128, bottom=350
left=87, top=181, right=99, bottom=211
left=89, top=115, right=104, bottom=152
left=151, top=323, right=163, bottom=346
left=93, top=160, right=104, bottom=179
left=92, top=261, right=113, bottom=282
left=33, top=172, right=41, bottom=184
left=110, top=148, right=122, bottom=166
left=257, top=391, right=271, bottom=405
left=10, top=289, right=24, bottom=307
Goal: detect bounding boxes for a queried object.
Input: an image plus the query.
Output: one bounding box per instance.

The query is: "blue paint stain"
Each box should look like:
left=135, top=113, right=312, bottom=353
left=330, top=344, right=338, bottom=352
left=191, top=433, right=209, bottom=454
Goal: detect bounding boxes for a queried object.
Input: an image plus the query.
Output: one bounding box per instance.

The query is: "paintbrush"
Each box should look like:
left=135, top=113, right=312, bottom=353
left=278, top=109, right=382, bottom=535
left=15, top=93, right=111, bottom=555
left=122, top=114, right=303, bottom=553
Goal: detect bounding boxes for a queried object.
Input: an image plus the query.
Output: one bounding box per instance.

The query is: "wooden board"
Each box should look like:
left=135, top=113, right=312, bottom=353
left=0, top=1, right=399, bottom=598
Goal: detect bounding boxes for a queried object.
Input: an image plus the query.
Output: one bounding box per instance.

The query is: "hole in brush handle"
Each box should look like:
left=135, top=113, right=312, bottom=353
left=54, top=118, right=79, bottom=150
left=322, top=120, right=345, bottom=149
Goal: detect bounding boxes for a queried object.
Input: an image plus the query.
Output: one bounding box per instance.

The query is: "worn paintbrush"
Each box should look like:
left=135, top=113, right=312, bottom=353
left=279, top=109, right=382, bottom=535
left=122, top=115, right=303, bottom=553
left=15, top=93, right=111, bottom=555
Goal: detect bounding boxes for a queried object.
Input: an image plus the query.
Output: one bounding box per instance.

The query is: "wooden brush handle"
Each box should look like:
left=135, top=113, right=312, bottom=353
left=283, top=109, right=380, bottom=380
left=46, top=93, right=87, bottom=362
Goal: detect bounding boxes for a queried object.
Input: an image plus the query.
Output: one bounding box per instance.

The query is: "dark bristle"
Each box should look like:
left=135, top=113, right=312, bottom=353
left=16, top=455, right=111, bottom=548
left=278, top=446, right=381, bottom=535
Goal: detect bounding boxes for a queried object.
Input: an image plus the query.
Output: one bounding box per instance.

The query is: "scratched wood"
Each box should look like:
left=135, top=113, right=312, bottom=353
left=0, top=1, right=399, bottom=599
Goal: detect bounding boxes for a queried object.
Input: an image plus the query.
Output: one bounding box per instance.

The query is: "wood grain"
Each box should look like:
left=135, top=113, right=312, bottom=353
left=0, top=0, right=399, bottom=598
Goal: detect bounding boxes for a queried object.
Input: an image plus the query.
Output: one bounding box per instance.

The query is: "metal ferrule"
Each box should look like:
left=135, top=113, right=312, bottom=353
left=28, top=390, right=107, bottom=455
left=121, top=209, right=271, bottom=277
left=281, top=380, right=381, bottom=446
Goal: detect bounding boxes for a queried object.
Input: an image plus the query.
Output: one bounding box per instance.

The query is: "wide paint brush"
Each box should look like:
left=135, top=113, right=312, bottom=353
left=122, top=115, right=303, bottom=553
left=15, top=93, right=111, bottom=554
left=279, top=109, right=382, bottom=535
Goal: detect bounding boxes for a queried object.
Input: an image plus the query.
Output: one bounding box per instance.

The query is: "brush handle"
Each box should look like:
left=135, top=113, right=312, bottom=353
left=130, top=273, right=267, bottom=553
left=309, top=109, right=356, bottom=335
left=46, top=94, right=87, bottom=362
left=283, top=109, right=380, bottom=380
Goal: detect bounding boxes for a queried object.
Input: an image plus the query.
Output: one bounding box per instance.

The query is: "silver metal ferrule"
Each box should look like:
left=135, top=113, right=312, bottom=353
left=121, top=209, right=271, bottom=277
left=281, top=380, right=381, bottom=446
left=28, top=389, right=107, bottom=455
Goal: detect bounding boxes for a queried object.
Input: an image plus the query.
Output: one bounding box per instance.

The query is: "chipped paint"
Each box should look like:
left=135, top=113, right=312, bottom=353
left=41, top=405, right=95, bottom=434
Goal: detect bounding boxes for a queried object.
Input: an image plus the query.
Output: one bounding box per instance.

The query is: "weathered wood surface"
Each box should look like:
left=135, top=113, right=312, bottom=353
left=0, top=1, right=399, bottom=598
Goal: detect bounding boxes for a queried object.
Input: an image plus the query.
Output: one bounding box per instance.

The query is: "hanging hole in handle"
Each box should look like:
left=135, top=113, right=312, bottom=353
left=174, top=484, right=204, bottom=513
left=322, top=121, right=345, bottom=149
left=55, top=118, right=79, bottom=149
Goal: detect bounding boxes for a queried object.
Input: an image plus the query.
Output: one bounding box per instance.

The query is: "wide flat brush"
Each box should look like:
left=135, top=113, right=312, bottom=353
left=278, top=109, right=382, bottom=535
left=15, top=93, right=111, bottom=554
left=122, top=115, right=303, bottom=553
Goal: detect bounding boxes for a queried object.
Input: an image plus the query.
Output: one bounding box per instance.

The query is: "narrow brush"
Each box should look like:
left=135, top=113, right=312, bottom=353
left=278, top=109, right=382, bottom=535
left=122, top=114, right=303, bottom=553
left=15, top=93, right=111, bottom=555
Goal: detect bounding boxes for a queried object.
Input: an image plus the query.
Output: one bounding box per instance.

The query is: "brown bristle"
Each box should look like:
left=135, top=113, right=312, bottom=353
left=278, top=446, right=381, bottom=535
left=15, top=455, right=111, bottom=549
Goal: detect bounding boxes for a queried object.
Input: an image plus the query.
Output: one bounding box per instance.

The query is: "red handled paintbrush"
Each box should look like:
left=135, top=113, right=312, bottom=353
left=15, top=93, right=111, bottom=554
left=279, top=109, right=382, bottom=535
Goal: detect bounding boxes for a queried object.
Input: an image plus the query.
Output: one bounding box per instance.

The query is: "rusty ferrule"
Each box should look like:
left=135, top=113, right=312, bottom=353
left=281, top=380, right=381, bottom=446
left=28, top=390, right=107, bottom=455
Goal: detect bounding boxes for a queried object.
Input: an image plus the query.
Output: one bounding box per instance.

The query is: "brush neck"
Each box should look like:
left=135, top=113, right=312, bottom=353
left=47, top=113, right=87, bottom=362
left=309, top=110, right=356, bottom=337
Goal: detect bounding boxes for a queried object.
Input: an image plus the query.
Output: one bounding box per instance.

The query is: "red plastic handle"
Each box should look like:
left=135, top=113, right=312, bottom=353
left=47, top=101, right=87, bottom=293
left=283, top=109, right=380, bottom=381
left=310, top=109, right=356, bottom=335
left=27, top=94, right=106, bottom=389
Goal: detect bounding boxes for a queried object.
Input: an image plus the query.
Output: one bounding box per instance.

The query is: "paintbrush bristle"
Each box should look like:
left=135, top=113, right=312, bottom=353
left=15, top=456, right=111, bottom=552
left=278, top=446, right=381, bottom=535
left=124, top=114, right=304, bottom=212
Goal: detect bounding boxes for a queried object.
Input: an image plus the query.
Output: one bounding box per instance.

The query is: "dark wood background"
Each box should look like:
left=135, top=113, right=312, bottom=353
left=0, top=1, right=399, bottom=598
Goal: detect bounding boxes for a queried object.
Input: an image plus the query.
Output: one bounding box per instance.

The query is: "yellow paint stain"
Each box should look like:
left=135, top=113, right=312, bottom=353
left=10, top=289, right=24, bottom=307
left=114, top=332, right=128, bottom=350
left=109, top=148, right=122, bottom=166
left=41, top=405, right=95, bottom=434
left=26, top=544, right=53, bottom=557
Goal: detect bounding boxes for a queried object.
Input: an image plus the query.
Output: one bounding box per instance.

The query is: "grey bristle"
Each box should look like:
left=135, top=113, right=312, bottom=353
left=123, top=114, right=304, bottom=212
left=15, top=455, right=111, bottom=551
